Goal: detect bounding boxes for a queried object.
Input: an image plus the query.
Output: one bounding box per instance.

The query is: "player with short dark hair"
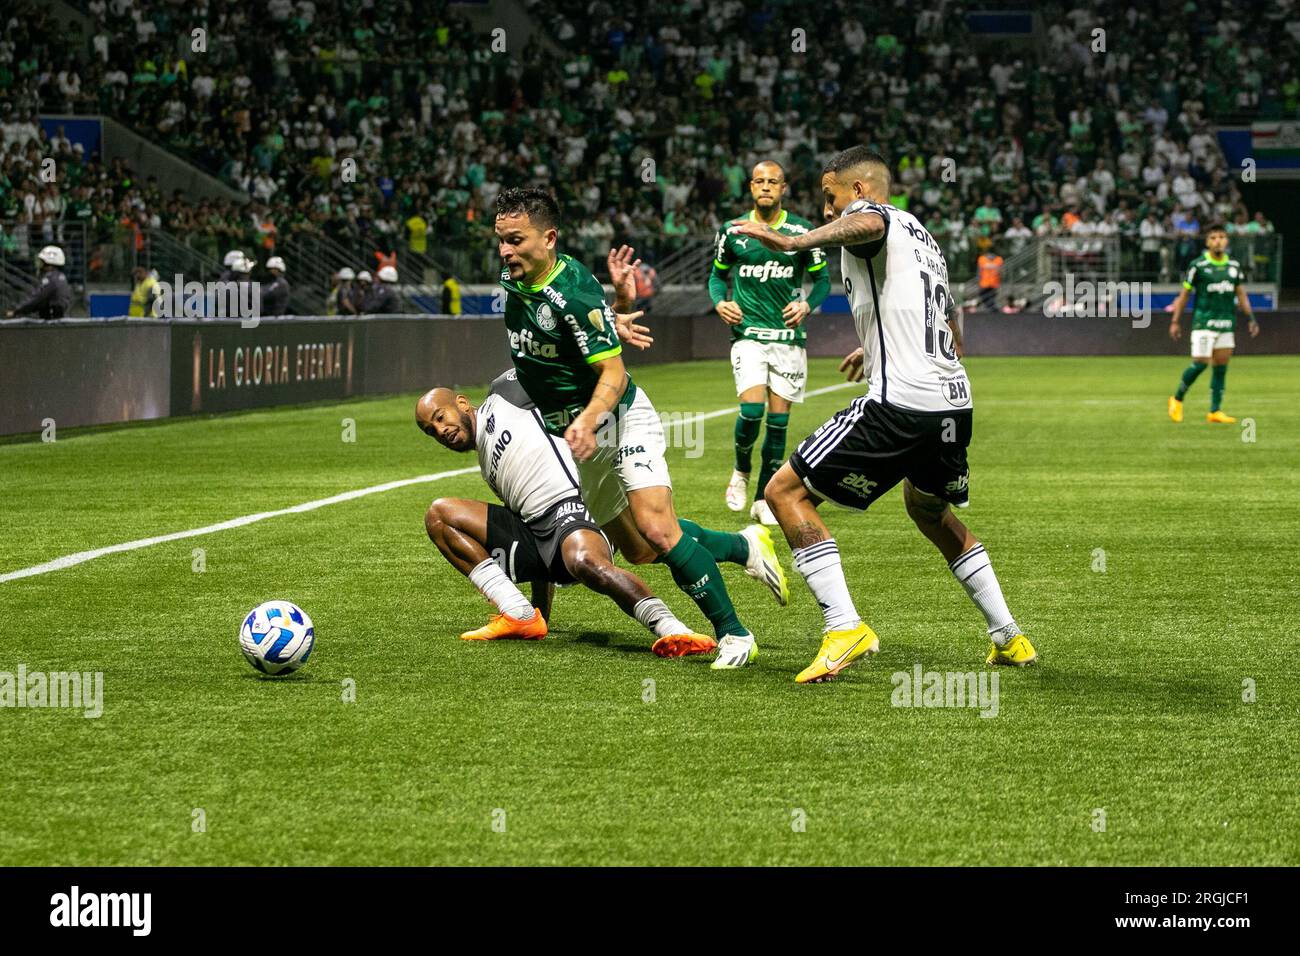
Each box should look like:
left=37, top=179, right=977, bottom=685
left=710, top=160, right=830, bottom=525
left=1167, top=224, right=1259, bottom=424
left=491, top=186, right=785, bottom=669
left=730, top=145, right=1036, bottom=683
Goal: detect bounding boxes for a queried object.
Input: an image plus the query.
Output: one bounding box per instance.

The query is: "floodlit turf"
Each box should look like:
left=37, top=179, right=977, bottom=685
left=1, top=355, right=1297, bottom=866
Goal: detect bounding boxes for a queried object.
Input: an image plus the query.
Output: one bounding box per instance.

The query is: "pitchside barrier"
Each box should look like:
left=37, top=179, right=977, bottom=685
left=2, top=312, right=1298, bottom=436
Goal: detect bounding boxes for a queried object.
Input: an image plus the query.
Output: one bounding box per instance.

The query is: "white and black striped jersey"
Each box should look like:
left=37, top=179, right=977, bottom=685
left=840, top=199, right=972, bottom=413
left=475, top=370, right=581, bottom=522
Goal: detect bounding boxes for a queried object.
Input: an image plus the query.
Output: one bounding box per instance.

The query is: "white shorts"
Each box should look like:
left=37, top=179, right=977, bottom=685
left=731, top=338, right=807, bottom=403
left=1191, top=329, right=1234, bottom=357
left=577, top=387, right=671, bottom=525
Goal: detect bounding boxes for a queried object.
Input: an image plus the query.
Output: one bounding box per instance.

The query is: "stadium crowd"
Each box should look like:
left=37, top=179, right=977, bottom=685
left=2, top=0, right=1292, bottom=305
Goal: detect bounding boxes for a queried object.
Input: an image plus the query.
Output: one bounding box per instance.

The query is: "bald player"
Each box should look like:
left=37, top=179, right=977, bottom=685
left=710, top=160, right=830, bottom=525
left=417, top=372, right=724, bottom=658
left=730, top=144, right=1036, bottom=683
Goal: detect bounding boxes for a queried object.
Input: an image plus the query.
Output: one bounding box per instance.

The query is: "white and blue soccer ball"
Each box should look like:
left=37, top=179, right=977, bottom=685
left=239, top=600, right=315, bottom=675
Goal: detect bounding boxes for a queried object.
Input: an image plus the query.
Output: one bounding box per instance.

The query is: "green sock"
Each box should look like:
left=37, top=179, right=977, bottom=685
left=734, top=402, right=764, bottom=474
left=657, top=534, right=746, bottom=638
left=678, top=517, right=749, bottom=565
left=1210, top=364, right=1227, bottom=412
left=1175, top=361, right=1207, bottom=401
left=756, top=412, right=789, bottom=501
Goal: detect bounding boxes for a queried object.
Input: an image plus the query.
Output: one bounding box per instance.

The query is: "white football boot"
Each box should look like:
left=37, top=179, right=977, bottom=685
left=725, top=470, right=749, bottom=511
left=749, top=498, right=779, bottom=526
left=710, top=632, right=759, bottom=670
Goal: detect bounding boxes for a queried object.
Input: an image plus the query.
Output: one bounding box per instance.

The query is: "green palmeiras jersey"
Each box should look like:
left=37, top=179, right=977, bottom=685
left=499, top=253, right=635, bottom=434
left=1183, top=252, right=1244, bottom=332
left=710, top=209, right=828, bottom=347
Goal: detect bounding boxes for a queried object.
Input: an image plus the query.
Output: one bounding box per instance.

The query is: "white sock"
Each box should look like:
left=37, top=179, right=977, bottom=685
left=949, top=544, right=1018, bottom=643
left=632, top=597, right=690, bottom=638
left=792, top=539, right=860, bottom=632
left=469, top=558, right=534, bottom=619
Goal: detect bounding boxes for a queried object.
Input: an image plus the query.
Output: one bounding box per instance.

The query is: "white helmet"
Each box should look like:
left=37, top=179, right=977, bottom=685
left=357, top=270, right=372, bottom=282
left=223, top=250, right=243, bottom=267
left=236, top=254, right=255, bottom=274
left=38, top=245, right=65, bottom=267
left=266, top=256, right=286, bottom=272
left=377, top=265, right=398, bottom=283
left=338, top=267, right=356, bottom=281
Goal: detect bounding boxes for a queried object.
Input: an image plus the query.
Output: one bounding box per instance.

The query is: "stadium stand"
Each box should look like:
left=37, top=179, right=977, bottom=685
left=1, top=0, right=1291, bottom=314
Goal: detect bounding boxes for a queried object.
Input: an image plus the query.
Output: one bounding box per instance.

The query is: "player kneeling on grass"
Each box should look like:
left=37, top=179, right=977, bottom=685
left=416, top=375, right=779, bottom=658
left=731, top=145, right=1037, bottom=683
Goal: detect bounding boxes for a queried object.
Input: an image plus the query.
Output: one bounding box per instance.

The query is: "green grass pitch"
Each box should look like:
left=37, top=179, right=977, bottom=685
left=1, top=355, right=1296, bottom=866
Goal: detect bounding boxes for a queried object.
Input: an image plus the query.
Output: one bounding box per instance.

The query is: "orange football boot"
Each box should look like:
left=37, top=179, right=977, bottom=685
left=651, top=633, right=718, bottom=658
left=460, top=610, right=547, bottom=641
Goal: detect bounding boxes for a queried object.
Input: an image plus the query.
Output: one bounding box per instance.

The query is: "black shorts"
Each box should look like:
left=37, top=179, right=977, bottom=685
left=789, top=397, right=972, bottom=511
left=485, top=496, right=604, bottom=585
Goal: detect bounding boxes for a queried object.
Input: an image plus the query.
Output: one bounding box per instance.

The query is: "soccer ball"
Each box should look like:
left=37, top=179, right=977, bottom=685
left=239, top=600, right=315, bottom=675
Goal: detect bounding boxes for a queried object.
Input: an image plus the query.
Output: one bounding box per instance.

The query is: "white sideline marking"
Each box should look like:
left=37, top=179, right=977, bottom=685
left=0, top=467, right=479, bottom=584
left=0, top=381, right=859, bottom=584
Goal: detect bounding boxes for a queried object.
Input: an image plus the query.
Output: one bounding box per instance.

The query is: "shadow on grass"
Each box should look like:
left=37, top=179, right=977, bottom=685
left=563, top=629, right=717, bottom=665
left=1027, top=665, right=1229, bottom=713
left=826, top=641, right=1227, bottom=712
left=239, top=670, right=316, bottom=684
left=567, top=630, right=650, bottom=655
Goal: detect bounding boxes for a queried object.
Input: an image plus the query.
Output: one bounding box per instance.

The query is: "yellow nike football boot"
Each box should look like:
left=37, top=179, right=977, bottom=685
left=460, top=610, right=547, bottom=641
left=1206, top=410, right=1237, bottom=424
left=795, top=622, right=879, bottom=684
left=986, top=633, right=1038, bottom=666
left=1167, top=396, right=1183, bottom=422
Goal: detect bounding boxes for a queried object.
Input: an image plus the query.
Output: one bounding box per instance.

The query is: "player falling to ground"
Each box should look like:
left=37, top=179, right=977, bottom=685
left=416, top=375, right=720, bottom=658
left=711, top=160, right=830, bottom=526
left=492, top=186, right=785, bottom=670
left=1167, top=224, right=1259, bottom=424
left=731, top=145, right=1037, bottom=683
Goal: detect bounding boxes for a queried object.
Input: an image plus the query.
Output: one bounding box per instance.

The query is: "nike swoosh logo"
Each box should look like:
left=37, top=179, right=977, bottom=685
left=825, top=635, right=867, bottom=669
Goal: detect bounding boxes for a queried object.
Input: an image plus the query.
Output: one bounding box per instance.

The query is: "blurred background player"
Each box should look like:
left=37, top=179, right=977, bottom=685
left=1168, top=224, right=1259, bottom=424
left=732, top=146, right=1035, bottom=683
left=493, top=186, right=784, bottom=669
left=710, top=160, right=829, bottom=526
left=416, top=377, right=716, bottom=658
